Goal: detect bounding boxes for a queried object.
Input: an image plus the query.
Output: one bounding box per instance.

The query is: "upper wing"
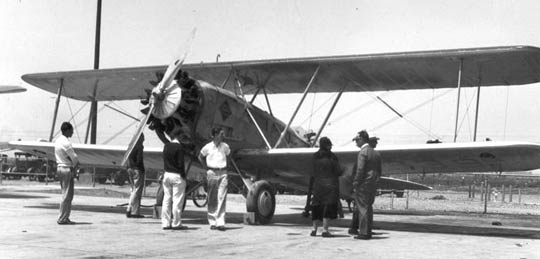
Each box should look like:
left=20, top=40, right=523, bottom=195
left=7, top=141, right=163, bottom=169
left=235, top=141, right=540, bottom=191
left=22, top=46, right=540, bottom=101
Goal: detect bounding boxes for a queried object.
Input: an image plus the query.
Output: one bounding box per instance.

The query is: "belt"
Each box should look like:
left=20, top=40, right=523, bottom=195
left=208, top=167, right=226, bottom=171
left=57, top=165, right=73, bottom=168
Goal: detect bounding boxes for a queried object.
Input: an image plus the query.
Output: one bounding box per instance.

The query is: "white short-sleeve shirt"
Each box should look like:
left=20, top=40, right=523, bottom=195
left=200, top=141, right=230, bottom=168
left=54, top=135, right=78, bottom=167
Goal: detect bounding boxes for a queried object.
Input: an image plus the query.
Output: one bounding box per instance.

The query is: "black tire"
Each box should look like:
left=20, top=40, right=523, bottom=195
left=192, top=189, right=208, bottom=207
left=246, top=180, right=276, bottom=225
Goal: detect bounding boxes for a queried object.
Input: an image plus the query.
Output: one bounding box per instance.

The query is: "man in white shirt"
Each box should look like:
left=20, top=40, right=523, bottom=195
left=54, top=122, right=79, bottom=225
left=198, top=127, right=230, bottom=231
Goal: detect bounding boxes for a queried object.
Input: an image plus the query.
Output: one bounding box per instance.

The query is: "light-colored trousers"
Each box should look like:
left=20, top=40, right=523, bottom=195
left=161, top=172, right=187, bottom=228
left=207, top=169, right=228, bottom=226
left=57, top=166, right=74, bottom=223
left=127, top=168, right=145, bottom=215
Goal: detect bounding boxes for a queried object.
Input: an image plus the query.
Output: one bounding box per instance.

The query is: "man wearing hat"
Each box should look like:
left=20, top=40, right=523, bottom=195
left=351, top=130, right=382, bottom=240
left=349, top=135, right=381, bottom=234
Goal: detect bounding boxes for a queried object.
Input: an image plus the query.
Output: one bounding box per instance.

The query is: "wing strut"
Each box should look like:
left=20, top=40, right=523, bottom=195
left=473, top=68, right=483, bottom=141
left=274, top=65, right=320, bottom=148
left=229, top=158, right=254, bottom=192
left=311, top=85, right=345, bottom=146
left=235, top=74, right=272, bottom=150
left=453, top=59, right=464, bottom=142
left=49, top=79, right=64, bottom=142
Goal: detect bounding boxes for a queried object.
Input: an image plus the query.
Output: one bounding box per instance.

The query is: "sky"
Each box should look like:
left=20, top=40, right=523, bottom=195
left=2, top=0, right=540, bottom=148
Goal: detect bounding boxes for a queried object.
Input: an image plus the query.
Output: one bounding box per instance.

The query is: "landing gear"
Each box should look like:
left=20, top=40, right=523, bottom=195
left=246, top=180, right=276, bottom=225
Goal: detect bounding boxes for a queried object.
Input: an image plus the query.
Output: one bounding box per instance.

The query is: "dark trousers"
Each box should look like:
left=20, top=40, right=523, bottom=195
left=57, top=167, right=74, bottom=223
left=350, top=201, right=373, bottom=231
left=353, top=191, right=375, bottom=236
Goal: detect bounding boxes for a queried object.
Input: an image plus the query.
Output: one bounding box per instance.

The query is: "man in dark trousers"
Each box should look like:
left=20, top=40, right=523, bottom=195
left=126, top=134, right=145, bottom=218
left=352, top=131, right=382, bottom=240
left=349, top=136, right=379, bottom=234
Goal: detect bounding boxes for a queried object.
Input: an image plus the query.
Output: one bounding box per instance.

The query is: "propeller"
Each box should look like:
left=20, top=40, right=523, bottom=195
left=121, top=28, right=197, bottom=166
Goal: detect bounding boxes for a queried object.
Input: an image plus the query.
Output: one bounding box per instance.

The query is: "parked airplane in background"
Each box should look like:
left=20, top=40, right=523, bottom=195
left=0, top=85, right=25, bottom=94
left=9, top=45, right=540, bottom=224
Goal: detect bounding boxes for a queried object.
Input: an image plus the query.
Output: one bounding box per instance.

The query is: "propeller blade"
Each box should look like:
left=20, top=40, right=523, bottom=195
left=122, top=28, right=197, bottom=166
left=120, top=103, right=154, bottom=166
left=156, top=28, right=197, bottom=93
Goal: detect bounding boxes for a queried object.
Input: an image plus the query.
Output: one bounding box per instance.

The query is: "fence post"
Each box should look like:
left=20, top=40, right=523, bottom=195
left=483, top=180, right=489, bottom=214
left=406, top=190, right=409, bottom=209
left=390, top=191, right=394, bottom=209
left=509, top=185, right=513, bottom=203
left=518, top=189, right=521, bottom=204
left=0, top=156, right=3, bottom=186
left=480, top=181, right=484, bottom=201
left=472, top=184, right=475, bottom=199
left=501, top=185, right=506, bottom=203
left=93, top=167, right=96, bottom=187
left=45, top=159, right=49, bottom=186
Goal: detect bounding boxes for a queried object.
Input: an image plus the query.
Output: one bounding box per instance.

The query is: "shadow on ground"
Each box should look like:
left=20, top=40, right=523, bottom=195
left=24, top=202, right=540, bottom=239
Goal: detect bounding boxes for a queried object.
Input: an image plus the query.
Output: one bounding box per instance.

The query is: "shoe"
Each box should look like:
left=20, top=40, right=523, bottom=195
left=321, top=232, right=334, bottom=238
left=348, top=228, right=359, bottom=235
left=216, top=226, right=226, bottom=231
left=126, top=211, right=131, bottom=218
left=129, top=214, right=145, bottom=218
left=57, top=220, right=76, bottom=225
left=354, top=235, right=371, bottom=240
left=162, top=226, right=172, bottom=230
left=172, top=225, right=188, bottom=230
left=310, top=230, right=317, bottom=237
left=210, top=225, right=217, bottom=230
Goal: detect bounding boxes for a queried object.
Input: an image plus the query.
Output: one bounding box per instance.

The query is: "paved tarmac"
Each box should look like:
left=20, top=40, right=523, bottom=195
left=1, top=183, right=540, bottom=259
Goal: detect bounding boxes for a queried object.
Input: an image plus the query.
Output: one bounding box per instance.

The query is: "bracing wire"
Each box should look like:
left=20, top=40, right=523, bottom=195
left=503, top=85, right=510, bottom=140
left=65, top=98, right=81, bottom=143
left=455, top=88, right=477, bottom=141
left=369, top=89, right=453, bottom=138
left=429, top=89, right=435, bottom=134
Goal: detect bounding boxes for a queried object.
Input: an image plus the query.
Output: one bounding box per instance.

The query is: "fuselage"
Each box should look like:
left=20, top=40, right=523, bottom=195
left=190, top=81, right=309, bottom=151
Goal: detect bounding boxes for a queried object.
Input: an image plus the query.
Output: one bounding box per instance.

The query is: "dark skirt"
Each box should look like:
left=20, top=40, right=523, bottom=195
left=311, top=203, right=338, bottom=221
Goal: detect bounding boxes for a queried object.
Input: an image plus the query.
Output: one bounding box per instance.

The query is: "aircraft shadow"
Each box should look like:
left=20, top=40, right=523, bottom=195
left=0, top=193, right=50, bottom=199
left=24, top=203, right=540, bottom=239
left=273, top=211, right=540, bottom=239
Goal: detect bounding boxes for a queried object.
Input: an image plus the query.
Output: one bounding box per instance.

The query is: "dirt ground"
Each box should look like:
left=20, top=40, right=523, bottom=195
left=1, top=180, right=540, bottom=258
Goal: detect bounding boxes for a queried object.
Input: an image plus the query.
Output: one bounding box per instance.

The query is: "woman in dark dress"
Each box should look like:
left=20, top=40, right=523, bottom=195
left=310, top=137, right=342, bottom=237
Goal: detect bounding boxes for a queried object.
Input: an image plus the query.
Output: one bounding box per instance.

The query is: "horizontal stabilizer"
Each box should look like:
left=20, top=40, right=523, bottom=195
left=378, top=176, right=432, bottom=190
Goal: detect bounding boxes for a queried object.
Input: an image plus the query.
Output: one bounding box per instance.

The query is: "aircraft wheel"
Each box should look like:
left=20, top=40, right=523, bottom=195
left=246, top=180, right=275, bottom=225
left=192, top=186, right=208, bottom=208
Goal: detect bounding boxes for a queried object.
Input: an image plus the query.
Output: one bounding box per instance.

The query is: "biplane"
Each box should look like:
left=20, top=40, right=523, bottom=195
left=9, top=45, right=540, bottom=224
